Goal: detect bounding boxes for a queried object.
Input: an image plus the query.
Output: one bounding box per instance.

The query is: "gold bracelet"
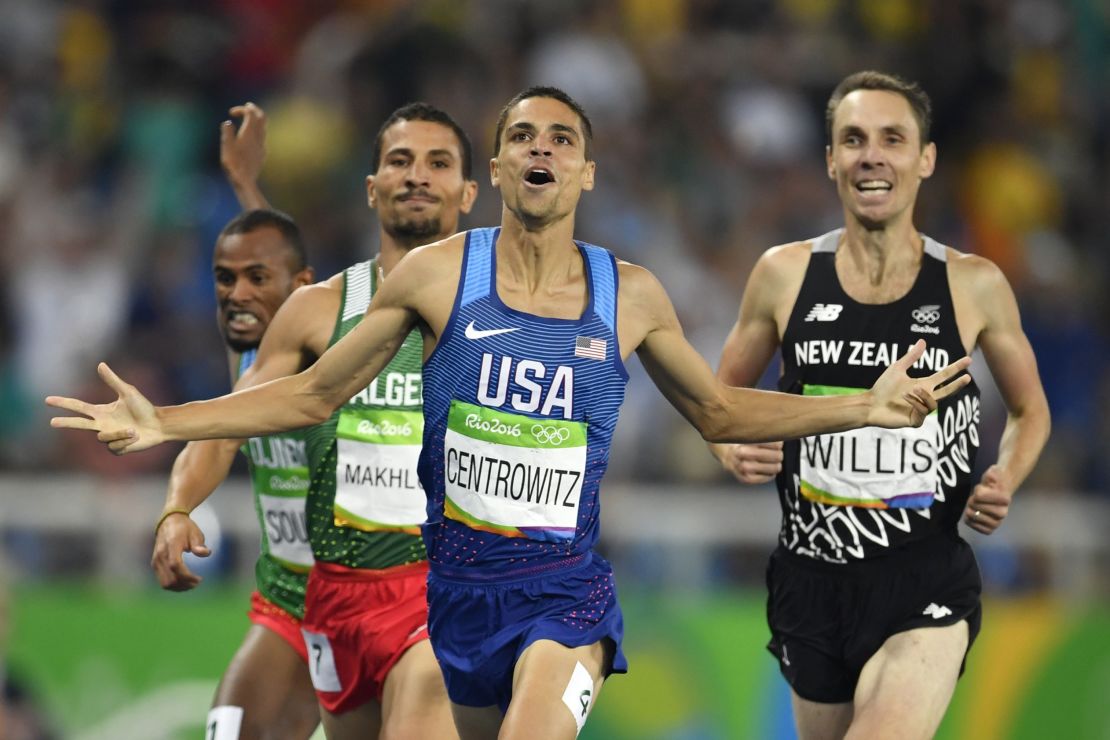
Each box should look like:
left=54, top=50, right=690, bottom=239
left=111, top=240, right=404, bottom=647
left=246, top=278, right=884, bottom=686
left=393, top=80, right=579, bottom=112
left=154, top=507, right=191, bottom=535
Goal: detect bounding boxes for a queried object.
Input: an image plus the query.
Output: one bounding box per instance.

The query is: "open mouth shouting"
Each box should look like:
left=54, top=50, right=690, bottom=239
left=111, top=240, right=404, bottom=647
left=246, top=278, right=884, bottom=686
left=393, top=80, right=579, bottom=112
left=524, top=167, right=556, bottom=187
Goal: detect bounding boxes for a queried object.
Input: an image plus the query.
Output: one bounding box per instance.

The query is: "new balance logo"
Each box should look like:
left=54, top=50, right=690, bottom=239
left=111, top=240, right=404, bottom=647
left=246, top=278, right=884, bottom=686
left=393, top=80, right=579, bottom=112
left=464, top=321, right=520, bottom=340
left=923, top=603, right=952, bottom=619
left=804, top=303, right=843, bottom=322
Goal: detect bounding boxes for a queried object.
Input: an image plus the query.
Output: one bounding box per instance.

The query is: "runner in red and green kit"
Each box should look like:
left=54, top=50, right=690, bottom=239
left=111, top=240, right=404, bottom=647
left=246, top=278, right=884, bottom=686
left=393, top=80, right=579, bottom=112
left=153, top=211, right=319, bottom=740
left=155, top=102, right=477, bottom=740
left=296, top=257, right=434, bottom=720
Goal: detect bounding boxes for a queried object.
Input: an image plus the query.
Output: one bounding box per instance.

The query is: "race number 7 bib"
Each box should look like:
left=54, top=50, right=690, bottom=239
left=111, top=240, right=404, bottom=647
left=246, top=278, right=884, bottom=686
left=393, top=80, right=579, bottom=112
left=443, top=400, right=587, bottom=542
left=799, top=384, right=940, bottom=509
left=333, top=408, right=426, bottom=534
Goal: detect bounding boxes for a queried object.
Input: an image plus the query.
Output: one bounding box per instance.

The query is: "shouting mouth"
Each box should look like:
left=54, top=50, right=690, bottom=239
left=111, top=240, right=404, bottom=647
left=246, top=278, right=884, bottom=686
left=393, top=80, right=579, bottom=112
left=524, top=167, right=555, bottom=187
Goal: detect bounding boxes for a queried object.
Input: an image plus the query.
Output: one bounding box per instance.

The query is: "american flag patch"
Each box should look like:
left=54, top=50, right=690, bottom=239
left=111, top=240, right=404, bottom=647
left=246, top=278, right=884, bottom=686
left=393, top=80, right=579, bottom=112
left=575, top=336, right=606, bottom=361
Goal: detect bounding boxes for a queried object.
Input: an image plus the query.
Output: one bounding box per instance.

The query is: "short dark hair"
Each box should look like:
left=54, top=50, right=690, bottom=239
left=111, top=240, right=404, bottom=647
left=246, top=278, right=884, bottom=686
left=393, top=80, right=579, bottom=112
left=493, top=86, right=594, bottom=161
left=826, top=70, right=933, bottom=147
left=371, top=102, right=473, bottom=179
left=217, top=208, right=308, bottom=271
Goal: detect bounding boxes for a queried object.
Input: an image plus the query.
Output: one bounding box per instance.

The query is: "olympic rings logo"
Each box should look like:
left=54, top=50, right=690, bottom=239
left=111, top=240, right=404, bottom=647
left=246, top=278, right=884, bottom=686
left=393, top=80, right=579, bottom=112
left=531, top=424, right=572, bottom=446
left=911, top=305, right=940, bottom=323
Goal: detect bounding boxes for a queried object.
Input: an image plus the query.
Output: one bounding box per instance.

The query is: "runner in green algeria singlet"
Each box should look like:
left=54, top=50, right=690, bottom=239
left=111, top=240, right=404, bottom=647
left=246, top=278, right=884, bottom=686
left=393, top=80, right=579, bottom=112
left=303, top=258, right=428, bottom=569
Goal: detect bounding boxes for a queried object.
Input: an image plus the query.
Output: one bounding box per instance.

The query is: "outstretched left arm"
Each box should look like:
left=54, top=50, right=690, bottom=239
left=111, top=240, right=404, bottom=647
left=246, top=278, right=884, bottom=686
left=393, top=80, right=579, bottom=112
left=621, top=263, right=971, bottom=443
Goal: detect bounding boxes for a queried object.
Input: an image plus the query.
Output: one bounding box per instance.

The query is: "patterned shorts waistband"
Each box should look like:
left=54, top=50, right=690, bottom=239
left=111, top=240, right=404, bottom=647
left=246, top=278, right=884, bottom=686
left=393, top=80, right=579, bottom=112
left=776, top=533, right=967, bottom=576
left=312, top=559, right=429, bottom=583
left=430, top=551, right=593, bottom=585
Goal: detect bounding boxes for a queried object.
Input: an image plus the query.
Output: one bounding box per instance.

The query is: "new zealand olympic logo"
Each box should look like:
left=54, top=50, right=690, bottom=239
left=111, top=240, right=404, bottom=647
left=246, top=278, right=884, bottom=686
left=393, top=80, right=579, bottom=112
left=531, top=424, right=571, bottom=446
left=911, top=304, right=941, bottom=323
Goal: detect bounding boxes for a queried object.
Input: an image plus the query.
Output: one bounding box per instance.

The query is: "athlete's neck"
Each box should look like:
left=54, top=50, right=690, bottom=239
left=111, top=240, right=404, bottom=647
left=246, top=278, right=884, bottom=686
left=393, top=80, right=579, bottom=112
left=377, top=227, right=455, bottom=278
left=839, top=217, right=923, bottom=285
left=496, top=211, right=580, bottom=293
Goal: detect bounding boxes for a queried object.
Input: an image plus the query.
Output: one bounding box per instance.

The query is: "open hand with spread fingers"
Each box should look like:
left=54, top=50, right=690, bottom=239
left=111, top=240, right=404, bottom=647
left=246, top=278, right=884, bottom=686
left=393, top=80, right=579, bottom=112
left=866, top=339, right=972, bottom=429
left=46, top=362, right=164, bottom=454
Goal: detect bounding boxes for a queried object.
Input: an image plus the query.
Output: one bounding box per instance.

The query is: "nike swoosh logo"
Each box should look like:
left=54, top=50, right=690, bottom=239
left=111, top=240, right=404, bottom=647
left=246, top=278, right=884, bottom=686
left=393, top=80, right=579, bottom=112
left=464, top=321, right=520, bottom=340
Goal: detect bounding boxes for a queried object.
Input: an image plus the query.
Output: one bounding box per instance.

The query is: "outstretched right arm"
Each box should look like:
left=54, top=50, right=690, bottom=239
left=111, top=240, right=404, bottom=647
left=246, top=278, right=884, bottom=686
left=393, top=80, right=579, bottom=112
left=47, top=264, right=423, bottom=452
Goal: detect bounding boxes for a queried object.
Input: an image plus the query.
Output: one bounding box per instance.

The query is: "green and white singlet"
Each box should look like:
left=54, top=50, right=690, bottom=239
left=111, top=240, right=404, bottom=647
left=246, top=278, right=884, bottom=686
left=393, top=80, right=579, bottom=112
left=237, top=349, right=313, bottom=618
left=304, top=259, right=427, bottom=569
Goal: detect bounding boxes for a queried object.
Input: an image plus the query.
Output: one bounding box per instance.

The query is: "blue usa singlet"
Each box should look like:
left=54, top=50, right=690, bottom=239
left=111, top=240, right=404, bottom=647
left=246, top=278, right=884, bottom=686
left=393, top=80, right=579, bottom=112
left=419, top=228, right=629, bottom=579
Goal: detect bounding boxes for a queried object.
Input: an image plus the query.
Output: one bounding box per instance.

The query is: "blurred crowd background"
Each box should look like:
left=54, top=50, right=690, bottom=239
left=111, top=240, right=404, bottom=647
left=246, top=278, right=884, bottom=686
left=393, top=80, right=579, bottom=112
left=0, top=1, right=1108, bottom=737
left=0, top=0, right=1107, bottom=491
left=0, top=0, right=1108, bottom=591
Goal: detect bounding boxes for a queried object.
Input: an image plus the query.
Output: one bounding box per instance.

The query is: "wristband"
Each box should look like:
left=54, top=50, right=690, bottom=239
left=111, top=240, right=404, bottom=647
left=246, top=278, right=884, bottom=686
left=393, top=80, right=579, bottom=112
left=154, top=507, right=191, bottom=535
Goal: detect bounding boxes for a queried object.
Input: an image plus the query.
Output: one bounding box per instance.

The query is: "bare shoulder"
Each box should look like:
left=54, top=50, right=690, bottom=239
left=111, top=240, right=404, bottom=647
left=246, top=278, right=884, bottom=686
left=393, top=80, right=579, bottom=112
left=282, top=273, right=343, bottom=316
left=383, top=233, right=467, bottom=327
left=754, top=240, right=811, bottom=285
left=257, top=277, right=344, bottom=360
left=946, top=247, right=1011, bottom=298
left=616, top=259, right=669, bottom=307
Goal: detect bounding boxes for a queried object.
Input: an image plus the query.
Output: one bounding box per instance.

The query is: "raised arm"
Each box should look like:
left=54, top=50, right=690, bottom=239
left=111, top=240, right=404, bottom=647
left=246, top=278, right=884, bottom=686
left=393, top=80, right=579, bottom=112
left=954, top=256, right=1051, bottom=534
left=47, top=258, right=427, bottom=452
left=621, top=263, right=970, bottom=443
left=221, top=103, right=271, bottom=211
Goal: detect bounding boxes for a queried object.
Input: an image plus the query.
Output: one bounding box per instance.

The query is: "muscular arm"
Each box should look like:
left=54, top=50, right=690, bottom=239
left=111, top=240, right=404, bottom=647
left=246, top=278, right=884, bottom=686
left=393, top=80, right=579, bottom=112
left=151, top=281, right=337, bottom=588
left=621, top=262, right=969, bottom=443
left=955, top=256, right=1051, bottom=533
left=709, top=247, right=800, bottom=478
left=48, top=251, right=437, bottom=450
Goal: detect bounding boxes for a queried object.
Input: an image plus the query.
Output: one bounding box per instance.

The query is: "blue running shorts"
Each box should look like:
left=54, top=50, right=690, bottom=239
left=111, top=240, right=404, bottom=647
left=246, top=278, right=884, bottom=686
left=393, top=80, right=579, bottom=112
left=428, top=552, right=628, bottom=712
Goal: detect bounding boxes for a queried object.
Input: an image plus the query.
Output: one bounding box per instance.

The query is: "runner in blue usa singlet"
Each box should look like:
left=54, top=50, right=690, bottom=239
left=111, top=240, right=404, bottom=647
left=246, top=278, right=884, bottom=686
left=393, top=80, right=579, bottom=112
left=419, top=227, right=629, bottom=711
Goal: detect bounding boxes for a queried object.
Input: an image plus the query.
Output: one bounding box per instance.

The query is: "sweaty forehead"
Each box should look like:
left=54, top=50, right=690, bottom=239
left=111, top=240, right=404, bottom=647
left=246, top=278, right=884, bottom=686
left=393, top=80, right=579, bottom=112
left=380, top=119, right=463, bottom=157
left=833, top=89, right=919, bottom=136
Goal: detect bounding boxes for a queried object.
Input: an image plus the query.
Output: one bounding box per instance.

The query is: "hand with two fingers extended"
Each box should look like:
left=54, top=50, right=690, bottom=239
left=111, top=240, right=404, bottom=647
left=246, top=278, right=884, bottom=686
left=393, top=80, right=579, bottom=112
left=964, top=464, right=1013, bottom=535
left=151, top=512, right=211, bottom=591
left=866, top=339, right=972, bottom=429
left=45, top=362, right=163, bottom=455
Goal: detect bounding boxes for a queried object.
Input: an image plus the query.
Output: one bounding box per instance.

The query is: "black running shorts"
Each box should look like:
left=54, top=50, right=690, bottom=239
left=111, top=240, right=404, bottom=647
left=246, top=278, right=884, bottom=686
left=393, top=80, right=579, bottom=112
left=765, top=534, right=982, bottom=703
